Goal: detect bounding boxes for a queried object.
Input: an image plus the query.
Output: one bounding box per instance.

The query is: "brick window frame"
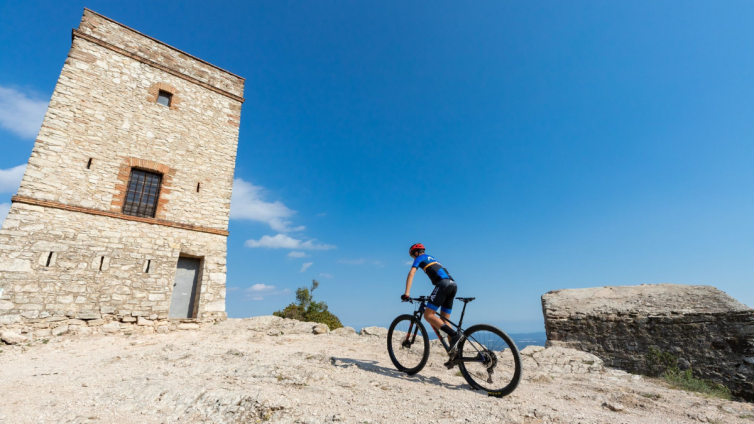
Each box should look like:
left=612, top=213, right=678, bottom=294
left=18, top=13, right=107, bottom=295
left=111, top=157, right=176, bottom=219
left=122, top=169, right=163, bottom=218
left=146, top=82, right=181, bottom=110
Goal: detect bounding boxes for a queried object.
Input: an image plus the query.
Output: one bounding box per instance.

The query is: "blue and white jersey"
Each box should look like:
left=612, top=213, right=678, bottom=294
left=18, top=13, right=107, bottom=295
left=411, top=253, right=453, bottom=284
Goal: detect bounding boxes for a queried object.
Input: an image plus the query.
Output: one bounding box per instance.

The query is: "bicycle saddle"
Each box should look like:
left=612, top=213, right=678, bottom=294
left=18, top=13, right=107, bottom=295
left=456, top=297, right=476, bottom=303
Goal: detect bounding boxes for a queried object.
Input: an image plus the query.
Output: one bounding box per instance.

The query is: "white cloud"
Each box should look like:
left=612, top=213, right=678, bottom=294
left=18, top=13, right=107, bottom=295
left=243, top=284, right=291, bottom=301
left=288, top=251, right=308, bottom=258
left=0, top=86, right=48, bottom=139
left=300, top=262, right=313, bottom=273
left=244, top=234, right=336, bottom=250
left=0, top=203, right=9, bottom=224
left=319, top=273, right=334, bottom=279
left=230, top=178, right=305, bottom=232
left=404, top=260, right=414, bottom=266
left=246, top=283, right=276, bottom=292
left=316, top=213, right=327, bottom=217
left=0, top=164, right=26, bottom=193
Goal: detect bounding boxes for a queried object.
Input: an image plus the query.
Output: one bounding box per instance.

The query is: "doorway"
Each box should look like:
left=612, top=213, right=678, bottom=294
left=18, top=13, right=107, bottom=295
left=169, top=256, right=201, bottom=318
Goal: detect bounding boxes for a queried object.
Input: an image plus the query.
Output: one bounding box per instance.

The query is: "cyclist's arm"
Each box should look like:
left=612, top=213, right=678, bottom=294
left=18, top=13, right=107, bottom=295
left=404, top=267, right=417, bottom=296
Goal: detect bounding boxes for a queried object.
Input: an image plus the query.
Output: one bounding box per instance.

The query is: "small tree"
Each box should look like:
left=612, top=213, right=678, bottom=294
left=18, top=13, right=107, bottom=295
left=273, top=279, right=343, bottom=330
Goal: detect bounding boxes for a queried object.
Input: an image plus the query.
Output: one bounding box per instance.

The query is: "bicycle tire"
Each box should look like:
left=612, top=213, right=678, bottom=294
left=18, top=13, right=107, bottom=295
left=457, top=324, right=522, bottom=397
left=387, top=314, right=430, bottom=375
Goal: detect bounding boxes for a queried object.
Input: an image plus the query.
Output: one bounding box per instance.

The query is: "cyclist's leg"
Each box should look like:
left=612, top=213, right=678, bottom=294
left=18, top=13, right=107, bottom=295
left=439, top=281, right=457, bottom=325
left=424, top=282, right=448, bottom=330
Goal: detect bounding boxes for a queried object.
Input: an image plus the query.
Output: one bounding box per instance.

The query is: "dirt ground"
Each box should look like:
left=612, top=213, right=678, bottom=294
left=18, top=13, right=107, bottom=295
left=0, top=317, right=752, bottom=424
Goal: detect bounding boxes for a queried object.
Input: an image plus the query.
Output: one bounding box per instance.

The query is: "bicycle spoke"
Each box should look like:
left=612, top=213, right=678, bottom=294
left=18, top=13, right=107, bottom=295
left=388, top=316, right=429, bottom=373
left=458, top=325, right=521, bottom=395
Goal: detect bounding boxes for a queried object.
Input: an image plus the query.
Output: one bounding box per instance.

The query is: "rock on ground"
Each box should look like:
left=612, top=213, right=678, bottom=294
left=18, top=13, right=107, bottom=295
left=331, top=326, right=356, bottom=336
left=0, top=317, right=752, bottom=424
left=360, top=326, right=388, bottom=337
left=0, top=331, right=27, bottom=345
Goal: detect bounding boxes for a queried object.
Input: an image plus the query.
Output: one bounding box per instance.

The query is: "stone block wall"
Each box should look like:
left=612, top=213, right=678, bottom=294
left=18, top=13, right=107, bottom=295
left=0, top=203, right=227, bottom=323
left=17, top=11, right=243, bottom=230
left=542, top=284, right=754, bottom=401
left=0, top=9, right=244, bottom=335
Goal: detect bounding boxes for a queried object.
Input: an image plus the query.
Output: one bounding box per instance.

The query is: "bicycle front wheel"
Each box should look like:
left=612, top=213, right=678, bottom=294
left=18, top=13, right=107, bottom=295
left=457, top=324, right=522, bottom=397
left=387, top=314, right=430, bottom=375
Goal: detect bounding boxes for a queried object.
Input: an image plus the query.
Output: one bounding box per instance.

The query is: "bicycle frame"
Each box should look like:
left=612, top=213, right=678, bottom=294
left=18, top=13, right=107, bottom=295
left=403, top=297, right=484, bottom=362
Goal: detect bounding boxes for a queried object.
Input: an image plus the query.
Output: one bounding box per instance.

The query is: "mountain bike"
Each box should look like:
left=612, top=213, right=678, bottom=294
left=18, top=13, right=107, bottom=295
left=386, top=296, right=522, bottom=397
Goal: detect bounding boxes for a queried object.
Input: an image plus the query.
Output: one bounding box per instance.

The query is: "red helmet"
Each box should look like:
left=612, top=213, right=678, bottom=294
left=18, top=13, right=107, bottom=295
left=409, top=243, right=425, bottom=256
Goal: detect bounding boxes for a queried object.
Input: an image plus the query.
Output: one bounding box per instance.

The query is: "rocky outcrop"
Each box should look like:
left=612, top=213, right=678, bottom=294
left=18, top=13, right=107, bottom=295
left=243, top=315, right=330, bottom=336
left=542, top=284, right=754, bottom=401
left=359, top=326, right=389, bottom=338
left=5, top=317, right=753, bottom=423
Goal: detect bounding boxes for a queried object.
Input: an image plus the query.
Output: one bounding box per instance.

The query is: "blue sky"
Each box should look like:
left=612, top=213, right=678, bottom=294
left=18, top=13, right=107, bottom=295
left=1, top=1, right=753, bottom=332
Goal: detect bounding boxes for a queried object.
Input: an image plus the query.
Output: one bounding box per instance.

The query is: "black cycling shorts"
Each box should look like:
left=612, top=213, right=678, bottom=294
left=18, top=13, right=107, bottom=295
left=427, top=279, right=457, bottom=314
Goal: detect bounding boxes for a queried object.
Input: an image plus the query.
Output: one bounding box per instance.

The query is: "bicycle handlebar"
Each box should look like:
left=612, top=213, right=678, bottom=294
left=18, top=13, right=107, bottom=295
left=403, top=296, right=429, bottom=303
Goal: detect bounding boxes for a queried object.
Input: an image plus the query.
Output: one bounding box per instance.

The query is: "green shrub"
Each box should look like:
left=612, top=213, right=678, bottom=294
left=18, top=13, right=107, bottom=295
left=645, top=347, right=678, bottom=377
left=273, top=279, right=343, bottom=330
left=645, top=347, right=731, bottom=400
left=662, top=368, right=731, bottom=400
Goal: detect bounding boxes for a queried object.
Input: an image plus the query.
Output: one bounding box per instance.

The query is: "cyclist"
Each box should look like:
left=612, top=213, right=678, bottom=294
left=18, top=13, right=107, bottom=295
left=402, top=243, right=462, bottom=367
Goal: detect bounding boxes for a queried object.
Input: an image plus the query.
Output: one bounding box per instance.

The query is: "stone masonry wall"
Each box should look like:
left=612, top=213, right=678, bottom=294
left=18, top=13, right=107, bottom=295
left=17, top=10, right=243, bottom=231
left=542, top=284, right=754, bottom=401
left=0, top=203, right=227, bottom=336
left=77, top=9, right=245, bottom=98
left=0, top=9, right=243, bottom=335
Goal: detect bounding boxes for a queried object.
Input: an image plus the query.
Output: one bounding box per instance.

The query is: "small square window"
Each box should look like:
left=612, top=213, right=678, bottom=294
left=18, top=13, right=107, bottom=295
left=157, top=90, right=172, bottom=107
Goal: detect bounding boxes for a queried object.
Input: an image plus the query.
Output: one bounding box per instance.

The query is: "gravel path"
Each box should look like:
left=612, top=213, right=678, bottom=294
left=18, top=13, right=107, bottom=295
left=0, top=317, right=752, bottom=423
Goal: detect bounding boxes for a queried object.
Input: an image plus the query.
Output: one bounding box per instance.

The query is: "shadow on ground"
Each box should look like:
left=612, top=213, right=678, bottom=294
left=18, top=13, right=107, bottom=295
left=331, top=356, right=474, bottom=392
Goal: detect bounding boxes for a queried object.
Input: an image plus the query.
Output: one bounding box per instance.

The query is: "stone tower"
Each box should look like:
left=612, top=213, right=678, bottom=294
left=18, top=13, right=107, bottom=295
left=0, top=9, right=244, bottom=335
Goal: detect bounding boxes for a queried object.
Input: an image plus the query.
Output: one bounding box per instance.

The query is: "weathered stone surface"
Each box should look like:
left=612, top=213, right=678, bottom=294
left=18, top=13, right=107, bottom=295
left=521, top=346, right=604, bottom=376
left=0, top=9, right=241, bottom=331
left=331, top=326, right=356, bottom=336
left=542, top=284, right=754, bottom=401
left=77, top=312, right=101, bottom=320
left=360, top=326, right=388, bottom=338
left=1, top=331, right=27, bottom=345
left=2, top=318, right=752, bottom=424
left=34, top=329, right=52, bottom=338
left=244, top=316, right=323, bottom=335
left=177, top=323, right=199, bottom=330
left=0, top=259, right=31, bottom=272
left=102, top=322, right=121, bottom=333
left=137, top=317, right=153, bottom=326
left=0, top=315, right=19, bottom=325
left=52, top=325, right=69, bottom=336
left=312, top=323, right=329, bottom=335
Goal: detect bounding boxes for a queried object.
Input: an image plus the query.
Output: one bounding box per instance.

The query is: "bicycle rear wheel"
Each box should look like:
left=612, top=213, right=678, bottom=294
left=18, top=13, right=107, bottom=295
left=387, top=314, right=430, bottom=375
left=457, top=324, right=522, bottom=397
